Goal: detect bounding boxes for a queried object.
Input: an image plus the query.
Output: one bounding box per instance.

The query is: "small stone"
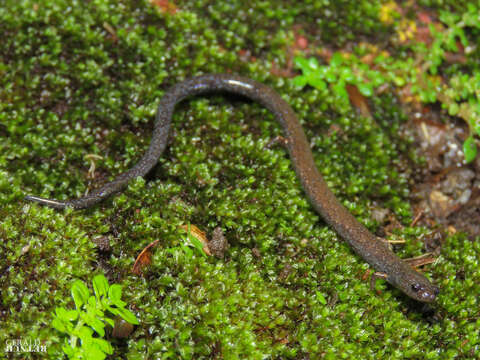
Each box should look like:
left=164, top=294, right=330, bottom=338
left=429, top=190, right=455, bottom=218
left=208, top=227, right=229, bottom=258
left=92, top=236, right=111, bottom=252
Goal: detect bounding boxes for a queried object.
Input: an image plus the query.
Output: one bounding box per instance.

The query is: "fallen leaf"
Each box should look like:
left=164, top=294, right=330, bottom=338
left=346, top=84, right=371, bottom=118
left=180, top=224, right=212, bottom=256
left=103, top=22, right=118, bottom=42
left=149, top=0, right=178, bottom=14
left=132, top=240, right=160, bottom=275
left=417, top=12, right=433, bottom=24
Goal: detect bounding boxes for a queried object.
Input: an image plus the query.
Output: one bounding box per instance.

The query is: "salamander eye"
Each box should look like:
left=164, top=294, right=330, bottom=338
left=411, top=283, right=421, bottom=293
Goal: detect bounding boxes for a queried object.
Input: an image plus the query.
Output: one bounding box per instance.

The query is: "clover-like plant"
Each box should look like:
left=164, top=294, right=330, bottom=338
left=51, top=274, right=139, bottom=360
left=293, top=53, right=388, bottom=111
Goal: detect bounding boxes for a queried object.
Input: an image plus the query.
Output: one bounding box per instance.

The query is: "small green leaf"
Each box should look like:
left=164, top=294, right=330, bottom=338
left=99, top=296, right=112, bottom=310
left=62, top=344, right=75, bottom=357
left=464, top=136, right=477, bottom=163
left=110, top=298, right=127, bottom=308
left=308, top=77, right=327, bottom=91
left=474, top=122, right=480, bottom=137
left=108, top=284, right=123, bottom=302
left=83, top=342, right=108, bottom=360
left=339, top=67, right=354, bottom=83
left=294, top=56, right=319, bottom=76
left=51, top=317, right=66, bottom=333
left=370, top=71, right=386, bottom=87
left=92, top=338, right=114, bottom=355
left=65, top=309, right=78, bottom=321
left=55, top=307, right=77, bottom=321
left=105, top=303, right=126, bottom=317
left=88, top=316, right=106, bottom=337
left=55, top=307, right=68, bottom=319
left=165, top=247, right=179, bottom=255
left=108, top=306, right=121, bottom=317
left=307, top=57, right=319, bottom=71
left=181, top=243, right=193, bottom=258
left=71, top=280, right=90, bottom=309
left=374, top=54, right=386, bottom=64
left=115, top=307, right=140, bottom=325
left=316, top=291, right=327, bottom=305
left=357, top=82, right=373, bottom=97
left=330, top=52, right=344, bottom=67
left=104, top=317, right=115, bottom=327
left=77, top=325, right=94, bottom=341
left=294, top=56, right=310, bottom=71
left=52, top=314, right=74, bottom=334
left=322, top=67, right=336, bottom=83
left=448, top=102, right=459, bottom=116
left=93, top=275, right=109, bottom=299
left=80, top=307, right=106, bottom=337
left=85, top=299, right=104, bottom=318
left=393, top=76, right=405, bottom=87
left=189, top=236, right=207, bottom=257
left=88, top=295, right=97, bottom=307
left=292, top=75, right=307, bottom=88
left=332, top=80, right=348, bottom=101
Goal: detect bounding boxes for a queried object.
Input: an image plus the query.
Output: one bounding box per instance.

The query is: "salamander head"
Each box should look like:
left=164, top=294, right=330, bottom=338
left=395, top=271, right=439, bottom=303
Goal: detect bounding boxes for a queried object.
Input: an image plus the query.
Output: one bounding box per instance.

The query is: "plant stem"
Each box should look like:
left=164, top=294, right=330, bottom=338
left=70, top=318, right=85, bottom=349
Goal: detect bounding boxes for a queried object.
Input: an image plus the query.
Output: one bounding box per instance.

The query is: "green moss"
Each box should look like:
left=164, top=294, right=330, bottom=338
left=1, top=0, right=479, bottom=359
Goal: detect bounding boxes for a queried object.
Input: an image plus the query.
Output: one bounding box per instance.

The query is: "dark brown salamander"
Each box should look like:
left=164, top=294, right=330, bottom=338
left=25, top=74, right=439, bottom=302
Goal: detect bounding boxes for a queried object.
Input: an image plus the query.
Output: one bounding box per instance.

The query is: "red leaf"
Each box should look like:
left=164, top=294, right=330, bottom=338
left=132, top=240, right=160, bottom=275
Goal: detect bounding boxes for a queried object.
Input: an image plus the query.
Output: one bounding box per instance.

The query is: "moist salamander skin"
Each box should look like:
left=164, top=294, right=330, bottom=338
left=25, top=74, right=439, bottom=302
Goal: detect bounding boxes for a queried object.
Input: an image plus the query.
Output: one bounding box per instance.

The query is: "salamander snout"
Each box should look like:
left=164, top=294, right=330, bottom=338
left=411, top=283, right=440, bottom=303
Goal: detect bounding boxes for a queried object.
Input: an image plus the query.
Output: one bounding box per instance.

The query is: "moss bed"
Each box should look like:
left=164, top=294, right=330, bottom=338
left=1, top=0, right=479, bottom=359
